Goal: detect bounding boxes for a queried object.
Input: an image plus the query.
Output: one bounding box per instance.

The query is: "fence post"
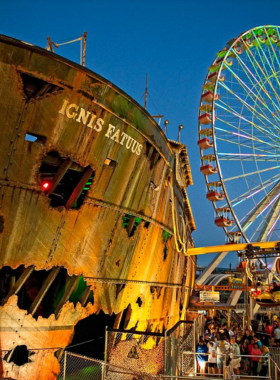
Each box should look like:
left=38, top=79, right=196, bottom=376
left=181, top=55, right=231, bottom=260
left=193, top=320, right=196, bottom=375
left=63, top=351, right=67, bottom=380
left=103, top=326, right=108, bottom=380
left=164, top=328, right=167, bottom=375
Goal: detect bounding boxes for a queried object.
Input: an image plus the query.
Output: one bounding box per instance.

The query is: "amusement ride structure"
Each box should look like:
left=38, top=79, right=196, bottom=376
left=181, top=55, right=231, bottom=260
left=197, top=25, right=280, bottom=308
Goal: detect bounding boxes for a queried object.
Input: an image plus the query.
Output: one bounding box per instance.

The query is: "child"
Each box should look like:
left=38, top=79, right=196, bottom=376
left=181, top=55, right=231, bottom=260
left=250, top=343, right=262, bottom=376
left=208, top=341, right=217, bottom=374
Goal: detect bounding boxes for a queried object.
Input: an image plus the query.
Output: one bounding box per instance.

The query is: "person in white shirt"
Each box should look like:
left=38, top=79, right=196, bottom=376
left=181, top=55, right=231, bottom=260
left=274, top=326, right=280, bottom=347
left=230, top=337, right=241, bottom=377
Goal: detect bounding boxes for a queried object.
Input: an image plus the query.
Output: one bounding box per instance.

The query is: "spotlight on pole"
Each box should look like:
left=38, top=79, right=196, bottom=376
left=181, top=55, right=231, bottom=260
left=178, top=124, right=184, bottom=142
left=164, top=119, right=169, bottom=135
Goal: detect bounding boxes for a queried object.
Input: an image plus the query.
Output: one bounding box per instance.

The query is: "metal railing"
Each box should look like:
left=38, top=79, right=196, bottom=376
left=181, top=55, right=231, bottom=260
left=235, top=303, right=280, bottom=313
left=59, top=352, right=230, bottom=380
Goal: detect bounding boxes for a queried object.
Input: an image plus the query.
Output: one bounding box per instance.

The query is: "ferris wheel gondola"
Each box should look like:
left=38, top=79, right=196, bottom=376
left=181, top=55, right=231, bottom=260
left=198, top=25, right=280, bottom=245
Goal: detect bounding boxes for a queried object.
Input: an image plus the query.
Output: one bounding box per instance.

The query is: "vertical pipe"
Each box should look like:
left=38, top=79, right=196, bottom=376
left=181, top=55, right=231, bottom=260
left=82, top=31, right=87, bottom=66
left=63, top=351, right=67, bottom=380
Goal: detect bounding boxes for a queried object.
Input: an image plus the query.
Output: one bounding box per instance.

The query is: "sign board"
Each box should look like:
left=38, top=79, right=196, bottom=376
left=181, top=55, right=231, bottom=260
left=228, top=277, right=245, bottom=290
left=127, top=346, right=139, bottom=359
left=199, top=291, right=220, bottom=303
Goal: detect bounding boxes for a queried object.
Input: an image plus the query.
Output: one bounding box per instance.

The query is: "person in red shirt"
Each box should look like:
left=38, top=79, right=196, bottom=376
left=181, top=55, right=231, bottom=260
left=248, top=338, right=254, bottom=374
left=250, top=343, right=262, bottom=375
left=266, top=323, right=274, bottom=336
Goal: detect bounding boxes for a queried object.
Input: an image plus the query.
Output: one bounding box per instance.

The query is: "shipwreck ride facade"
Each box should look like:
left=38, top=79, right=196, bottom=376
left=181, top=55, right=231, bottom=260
left=0, top=35, right=196, bottom=380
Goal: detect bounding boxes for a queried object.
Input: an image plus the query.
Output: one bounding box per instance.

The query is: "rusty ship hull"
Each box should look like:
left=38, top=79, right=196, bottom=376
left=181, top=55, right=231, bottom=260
left=0, top=35, right=196, bottom=379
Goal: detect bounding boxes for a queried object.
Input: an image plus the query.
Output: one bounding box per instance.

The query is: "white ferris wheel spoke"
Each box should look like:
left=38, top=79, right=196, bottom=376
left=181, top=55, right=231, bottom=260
left=221, top=61, right=280, bottom=129
left=232, top=48, right=280, bottom=119
left=240, top=181, right=280, bottom=232
left=230, top=175, right=280, bottom=207
left=199, top=26, right=280, bottom=245
left=223, top=165, right=280, bottom=182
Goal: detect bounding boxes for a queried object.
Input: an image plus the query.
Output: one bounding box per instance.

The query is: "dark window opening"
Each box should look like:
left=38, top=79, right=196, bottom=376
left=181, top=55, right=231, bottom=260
left=150, top=286, right=156, bottom=294
left=144, top=221, right=150, bottom=229
left=163, top=230, right=171, bottom=243
left=145, top=142, right=161, bottom=169
left=20, top=73, right=63, bottom=99
left=163, top=245, right=168, bottom=261
left=25, top=132, right=46, bottom=144
left=115, top=259, right=121, bottom=267
left=150, top=150, right=160, bottom=169
left=145, top=141, right=153, bottom=157
left=104, top=158, right=118, bottom=168
left=0, top=215, right=4, bottom=234
left=156, top=287, right=163, bottom=299
left=119, top=304, right=132, bottom=330
left=122, top=214, right=142, bottom=237
left=116, top=283, right=126, bottom=299
left=163, top=230, right=171, bottom=261
left=0, top=266, right=13, bottom=304
left=39, top=151, right=94, bottom=209
left=4, top=345, right=34, bottom=366
left=136, top=297, right=143, bottom=307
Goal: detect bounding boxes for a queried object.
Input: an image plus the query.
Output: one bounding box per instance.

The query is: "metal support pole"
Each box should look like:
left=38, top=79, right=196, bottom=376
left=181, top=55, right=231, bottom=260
left=103, top=326, right=108, bottom=380
left=193, top=320, right=197, bottom=375
left=245, top=274, right=250, bottom=329
left=82, top=31, right=87, bottom=66
left=63, top=351, right=67, bottom=380
left=164, top=328, right=167, bottom=375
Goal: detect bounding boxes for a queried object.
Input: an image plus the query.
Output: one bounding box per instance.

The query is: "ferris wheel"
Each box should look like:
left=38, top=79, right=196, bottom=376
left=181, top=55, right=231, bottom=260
left=198, top=25, right=280, bottom=245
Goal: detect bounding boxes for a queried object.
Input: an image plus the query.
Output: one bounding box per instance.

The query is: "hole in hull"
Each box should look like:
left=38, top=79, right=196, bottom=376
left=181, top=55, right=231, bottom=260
left=4, top=345, right=34, bottom=366
left=0, top=266, right=93, bottom=319
left=66, top=311, right=116, bottom=360
left=20, top=73, right=63, bottom=99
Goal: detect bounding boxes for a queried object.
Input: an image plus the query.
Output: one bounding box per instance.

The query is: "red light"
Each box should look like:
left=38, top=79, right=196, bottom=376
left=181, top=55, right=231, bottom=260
left=42, top=181, right=51, bottom=190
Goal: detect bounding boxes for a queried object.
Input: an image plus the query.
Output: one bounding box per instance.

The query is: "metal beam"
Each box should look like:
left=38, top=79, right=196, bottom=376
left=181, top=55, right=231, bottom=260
left=187, top=241, right=280, bottom=256
left=29, top=267, right=60, bottom=316
left=196, top=252, right=228, bottom=284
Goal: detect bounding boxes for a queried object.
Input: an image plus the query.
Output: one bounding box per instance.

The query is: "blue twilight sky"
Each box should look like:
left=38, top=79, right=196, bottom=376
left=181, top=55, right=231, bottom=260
left=0, top=0, right=279, bottom=267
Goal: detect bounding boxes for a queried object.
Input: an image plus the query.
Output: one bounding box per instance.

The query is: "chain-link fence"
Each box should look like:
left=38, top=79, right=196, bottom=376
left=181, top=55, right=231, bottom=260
left=105, top=328, right=165, bottom=379
left=165, top=321, right=195, bottom=376
left=58, top=352, right=105, bottom=380
left=59, top=321, right=196, bottom=380
left=105, top=320, right=195, bottom=379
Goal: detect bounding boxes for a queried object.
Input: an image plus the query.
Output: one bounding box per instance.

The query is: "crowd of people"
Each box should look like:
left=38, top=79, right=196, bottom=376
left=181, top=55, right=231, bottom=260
left=195, top=315, right=278, bottom=378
